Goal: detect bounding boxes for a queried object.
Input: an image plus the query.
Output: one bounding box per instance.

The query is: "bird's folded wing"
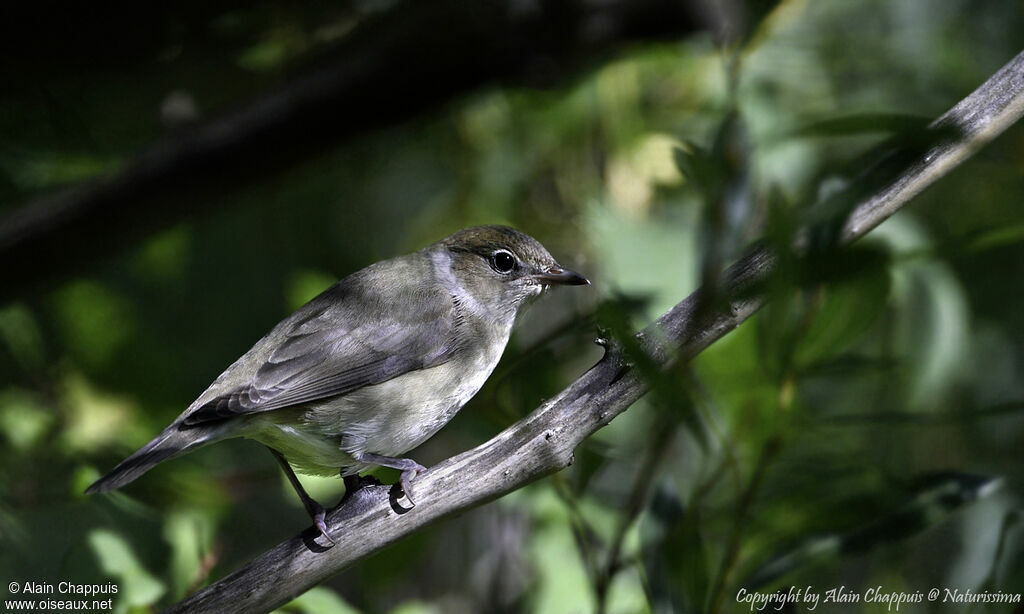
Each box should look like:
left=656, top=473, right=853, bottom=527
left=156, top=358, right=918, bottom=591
left=183, top=280, right=460, bottom=425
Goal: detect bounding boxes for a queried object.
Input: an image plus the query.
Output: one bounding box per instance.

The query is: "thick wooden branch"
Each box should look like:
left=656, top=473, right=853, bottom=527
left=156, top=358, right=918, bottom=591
left=165, top=49, right=1024, bottom=614
left=0, top=0, right=716, bottom=303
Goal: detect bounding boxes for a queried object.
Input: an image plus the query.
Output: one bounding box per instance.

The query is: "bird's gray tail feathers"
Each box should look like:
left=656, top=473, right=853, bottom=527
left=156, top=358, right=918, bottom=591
left=85, top=423, right=212, bottom=494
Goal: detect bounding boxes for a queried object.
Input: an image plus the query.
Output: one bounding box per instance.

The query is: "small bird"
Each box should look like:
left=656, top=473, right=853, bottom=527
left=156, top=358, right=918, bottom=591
left=87, top=225, right=588, bottom=541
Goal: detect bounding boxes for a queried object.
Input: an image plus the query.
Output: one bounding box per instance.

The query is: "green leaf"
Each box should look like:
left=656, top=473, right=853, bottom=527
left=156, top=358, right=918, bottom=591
left=795, top=247, right=892, bottom=367
left=164, top=507, right=217, bottom=599
left=962, top=223, right=1024, bottom=253
left=279, top=587, right=362, bottom=614
left=0, top=389, right=54, bottom=451
left=0, top=304, right=46, bottom=371
left=51, top=281, right=136, bottom=371
left=388, top=601, right=443, bottom=614
left=88, top=529, right=165, bottom=611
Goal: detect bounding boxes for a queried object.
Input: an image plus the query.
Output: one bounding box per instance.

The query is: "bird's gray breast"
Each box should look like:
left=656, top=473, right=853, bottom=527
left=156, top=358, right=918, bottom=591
left=324, top=341, right=504, bottom=456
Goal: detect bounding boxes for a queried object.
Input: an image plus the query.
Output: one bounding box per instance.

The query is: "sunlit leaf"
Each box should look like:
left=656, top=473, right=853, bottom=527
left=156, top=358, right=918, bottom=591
left=164, top=507, right=218, bottom=599
left=388, top=601, right=443, bottom=614
left=59, top=372, right=144, bottom=453
left=88, top=529, right=165, bottom=610
left=0, top=388, right=54, bottom=451
left=870, top=215, right=971, bottom=409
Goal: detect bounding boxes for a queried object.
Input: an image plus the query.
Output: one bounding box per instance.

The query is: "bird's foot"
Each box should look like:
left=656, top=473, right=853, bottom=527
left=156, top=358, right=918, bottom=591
left=398, top=462, right=427, bottom=506
left=311, top=503, right=335, bottom=544
left=353, top=452, right=427, bottom=506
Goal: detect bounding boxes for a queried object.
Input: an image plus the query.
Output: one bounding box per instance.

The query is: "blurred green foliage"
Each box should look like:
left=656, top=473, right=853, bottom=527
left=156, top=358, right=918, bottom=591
left=2, top=1, right=1024, bottom=613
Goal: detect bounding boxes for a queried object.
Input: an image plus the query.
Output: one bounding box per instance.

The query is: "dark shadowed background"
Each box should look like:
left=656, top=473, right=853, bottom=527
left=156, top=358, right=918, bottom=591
left=2, top=1, right=1023, bottom=612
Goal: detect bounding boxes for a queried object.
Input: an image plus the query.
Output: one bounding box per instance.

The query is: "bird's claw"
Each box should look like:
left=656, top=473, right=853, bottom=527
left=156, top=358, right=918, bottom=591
left=398, top=463, right=427, bottom=507
left=313, top=509, right=335, bottom=544
left=309, top=502, right=335, bottom=544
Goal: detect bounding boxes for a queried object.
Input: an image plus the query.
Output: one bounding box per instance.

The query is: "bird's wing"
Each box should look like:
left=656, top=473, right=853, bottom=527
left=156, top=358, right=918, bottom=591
left=182, top=268, right=461, bottom=425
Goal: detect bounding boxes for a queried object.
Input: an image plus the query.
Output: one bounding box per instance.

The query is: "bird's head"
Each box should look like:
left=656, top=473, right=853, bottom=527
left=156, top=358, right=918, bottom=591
left=440, top=225, right=589, bottom=319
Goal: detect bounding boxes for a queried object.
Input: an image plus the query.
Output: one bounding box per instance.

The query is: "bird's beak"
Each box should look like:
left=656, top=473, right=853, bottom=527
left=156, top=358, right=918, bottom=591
left=532, top=266, right=590, bottom=286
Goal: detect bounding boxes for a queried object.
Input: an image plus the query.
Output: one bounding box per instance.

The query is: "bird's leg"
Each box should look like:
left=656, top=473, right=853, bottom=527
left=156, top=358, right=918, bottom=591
left=352, top=452, right=426, bottom=505
left=267, top=447, right=334, bottom=543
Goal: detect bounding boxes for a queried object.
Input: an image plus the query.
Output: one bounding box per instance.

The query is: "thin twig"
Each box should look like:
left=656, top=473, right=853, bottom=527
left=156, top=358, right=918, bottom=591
left=595, top=412, right=678, bottom=614
left=551, top=473, right=604, bottom=584
left=708, top=436, right=783, bottom=614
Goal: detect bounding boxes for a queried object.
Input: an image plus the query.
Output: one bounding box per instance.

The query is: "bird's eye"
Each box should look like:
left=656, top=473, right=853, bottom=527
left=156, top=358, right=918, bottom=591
left=490, top=250, right=516, bottom=274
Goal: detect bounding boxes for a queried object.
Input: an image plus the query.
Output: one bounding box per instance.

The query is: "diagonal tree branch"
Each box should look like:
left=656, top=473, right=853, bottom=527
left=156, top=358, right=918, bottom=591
left=165, top=49, right=1024, bottom=614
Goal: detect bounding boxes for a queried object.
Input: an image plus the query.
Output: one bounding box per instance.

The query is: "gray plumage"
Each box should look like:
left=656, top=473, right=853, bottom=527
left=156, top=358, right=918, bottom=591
left=86, top=226, right=588, bottom=507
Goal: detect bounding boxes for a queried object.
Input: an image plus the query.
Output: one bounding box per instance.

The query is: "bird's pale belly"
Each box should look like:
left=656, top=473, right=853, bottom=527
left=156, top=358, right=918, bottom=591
left=245, top=352, right=500, bottom=476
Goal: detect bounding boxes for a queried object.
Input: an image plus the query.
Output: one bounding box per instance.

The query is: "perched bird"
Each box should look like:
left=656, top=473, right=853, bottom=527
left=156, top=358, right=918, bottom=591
left=87, top=225, right=588, bottom=541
